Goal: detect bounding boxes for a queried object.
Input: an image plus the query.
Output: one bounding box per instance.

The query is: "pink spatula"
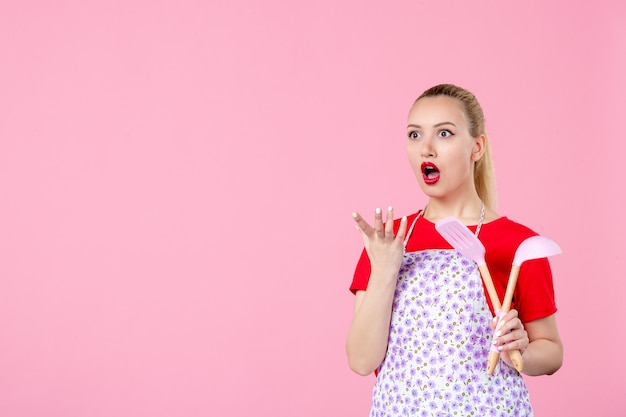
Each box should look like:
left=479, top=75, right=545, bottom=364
left=488, top=235, right=562, bottom=373
left=435, top=217, right=523, bottom=373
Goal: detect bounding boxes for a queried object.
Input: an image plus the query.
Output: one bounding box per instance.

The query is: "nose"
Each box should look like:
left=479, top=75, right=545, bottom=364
left=420, top=136, right=435, bottom=158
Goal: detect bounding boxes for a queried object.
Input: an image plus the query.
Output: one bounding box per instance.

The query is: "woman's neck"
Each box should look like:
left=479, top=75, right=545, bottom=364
left=422, top=196, right=486, bottom=225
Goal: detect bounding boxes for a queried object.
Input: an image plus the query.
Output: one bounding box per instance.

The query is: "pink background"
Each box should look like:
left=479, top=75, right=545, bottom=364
left=1, top=1, right=624, bottom=416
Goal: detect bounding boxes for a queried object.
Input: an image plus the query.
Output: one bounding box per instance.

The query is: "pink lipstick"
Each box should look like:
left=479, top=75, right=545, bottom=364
left=421, top=162, right=440, bottom=185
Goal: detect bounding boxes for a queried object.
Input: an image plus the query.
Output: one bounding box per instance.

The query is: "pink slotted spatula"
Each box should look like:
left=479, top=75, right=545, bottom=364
left=435, top=217, right=524, bottom=373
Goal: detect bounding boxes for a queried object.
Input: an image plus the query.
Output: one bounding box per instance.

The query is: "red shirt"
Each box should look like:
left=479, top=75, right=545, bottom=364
left=350, top=213, right=557, bottom=323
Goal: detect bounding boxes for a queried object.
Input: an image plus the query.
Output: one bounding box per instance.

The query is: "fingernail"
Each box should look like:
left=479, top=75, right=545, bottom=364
left=352, top=212, right=358, bottom=219
left=495, top=330, right=501, bottom=337
left=498, top=346, right=504, bottom=352
left=375, top=208, right=381, bottom=215
left=499, top=321, right=506, bottom=328
left=388, top=205, right=393, bottom=211
left=492, top=316, right=498, bottom=323
left=402, top=216, right=407, bottom=222
left=492, top=338, right=498, bottom=345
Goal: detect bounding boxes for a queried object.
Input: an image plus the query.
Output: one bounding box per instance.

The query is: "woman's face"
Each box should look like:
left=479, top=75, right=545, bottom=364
left=406, top=95, right=484, bottom=201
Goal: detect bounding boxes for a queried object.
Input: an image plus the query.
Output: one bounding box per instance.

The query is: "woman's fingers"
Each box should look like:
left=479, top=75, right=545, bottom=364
left=494, top=310, right=520, bottom=334
left=352, top=212, right=373, bottom=235
left=352, top=206, right=406, bottom=238
left=352, top=206, right=407, bottom=281
left=353, top=206, right=406, bottom=241
left=384, top=206, right=394, bottom=236
left=492, top=310, right=529, bottom=352
left=374, top=207, right=384, bottom=237
left=396, top=215, right=408, bottom=240
left=495, top=328, right=529, bottom=352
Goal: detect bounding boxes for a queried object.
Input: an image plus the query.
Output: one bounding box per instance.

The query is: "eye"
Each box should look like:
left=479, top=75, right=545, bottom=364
left=438, top=129, right=453, bottom=138
left=408, top=131, right=420, bottom=139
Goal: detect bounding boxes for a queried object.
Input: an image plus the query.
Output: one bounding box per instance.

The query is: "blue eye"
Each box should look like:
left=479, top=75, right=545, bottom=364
left=439, top=130, right=453, bottom=138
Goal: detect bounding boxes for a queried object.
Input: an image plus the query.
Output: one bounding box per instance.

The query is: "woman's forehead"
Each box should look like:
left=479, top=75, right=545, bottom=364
left=408, top=96, right=468, bottom=126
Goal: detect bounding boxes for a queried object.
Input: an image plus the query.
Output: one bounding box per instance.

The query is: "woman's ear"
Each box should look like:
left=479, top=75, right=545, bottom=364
left=471, top=134, right=487, bottom=162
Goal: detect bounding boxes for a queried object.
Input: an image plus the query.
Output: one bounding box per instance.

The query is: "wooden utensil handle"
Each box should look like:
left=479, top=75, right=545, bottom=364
left=509, top=350, right=524, bottom=371
left=487, top=351, right=499, bottom=374
left=477, top=265, right=502, bottom=311
left=502, top=265, right=520, bottom=312
left=501, top=265, right=524, bottom=372
left=488, top=348, right=523, bottom=374
left=480, top=264, right=524, bottom=373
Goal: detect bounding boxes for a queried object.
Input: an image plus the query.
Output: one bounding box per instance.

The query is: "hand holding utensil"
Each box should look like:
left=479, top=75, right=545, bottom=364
left=488, top=235, right=562, bottom=373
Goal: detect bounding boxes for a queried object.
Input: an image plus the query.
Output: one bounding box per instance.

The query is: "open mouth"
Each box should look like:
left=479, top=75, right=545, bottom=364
left=421, top=162, right=440, bottom=185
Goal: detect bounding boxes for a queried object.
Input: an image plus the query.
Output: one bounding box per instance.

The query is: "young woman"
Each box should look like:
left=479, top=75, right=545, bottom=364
left=346, top=84, right=562, bottom=416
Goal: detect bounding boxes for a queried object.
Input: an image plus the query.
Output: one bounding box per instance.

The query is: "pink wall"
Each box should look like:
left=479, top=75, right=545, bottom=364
left=1, top=1, right=624, bottom=415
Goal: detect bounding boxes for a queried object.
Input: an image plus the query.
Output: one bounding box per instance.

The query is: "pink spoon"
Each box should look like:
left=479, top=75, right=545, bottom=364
left=487, top=235, right=562, bottom=373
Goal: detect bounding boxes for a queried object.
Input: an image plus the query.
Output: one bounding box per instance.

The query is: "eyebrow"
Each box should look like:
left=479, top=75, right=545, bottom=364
left=407, top=122, right=457, bottom=129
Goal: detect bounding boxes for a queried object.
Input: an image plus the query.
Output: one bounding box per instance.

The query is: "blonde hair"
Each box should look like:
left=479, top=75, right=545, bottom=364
left=416, top=84, right=497, bottom=210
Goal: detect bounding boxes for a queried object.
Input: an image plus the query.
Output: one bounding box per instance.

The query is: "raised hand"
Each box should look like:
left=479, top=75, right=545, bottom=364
left=352, top=206, right=408, bottom=283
